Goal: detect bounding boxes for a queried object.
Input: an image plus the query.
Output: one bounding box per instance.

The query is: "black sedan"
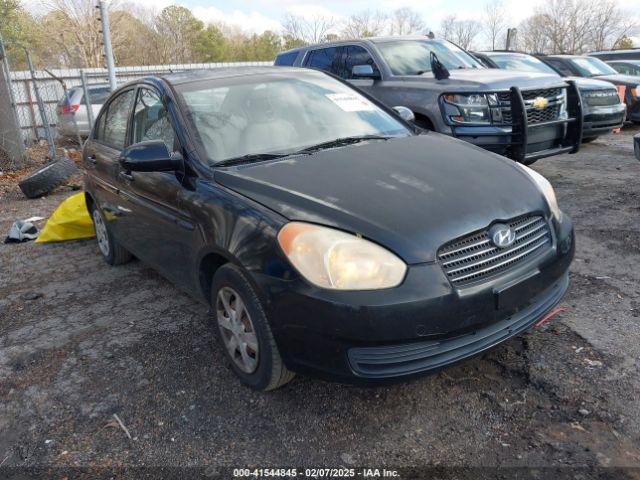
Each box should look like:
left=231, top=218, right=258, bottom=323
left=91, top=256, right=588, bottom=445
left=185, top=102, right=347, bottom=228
left=538, top=54, right=640, bottom=123
left=83, top=67, right=574, bottom=390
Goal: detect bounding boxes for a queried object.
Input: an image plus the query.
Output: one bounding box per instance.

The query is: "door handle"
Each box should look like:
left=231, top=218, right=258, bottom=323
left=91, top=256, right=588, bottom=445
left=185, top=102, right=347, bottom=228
left=87, top=154, right=97, bottom=165
left=119, top=171, right=134, bottom=182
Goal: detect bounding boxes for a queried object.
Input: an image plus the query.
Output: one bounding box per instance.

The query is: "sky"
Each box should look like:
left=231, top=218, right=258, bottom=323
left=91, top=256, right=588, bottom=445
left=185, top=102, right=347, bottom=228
left=121, top=0, right=640, bottom=46
left=126, top=0, right=550, bottom=34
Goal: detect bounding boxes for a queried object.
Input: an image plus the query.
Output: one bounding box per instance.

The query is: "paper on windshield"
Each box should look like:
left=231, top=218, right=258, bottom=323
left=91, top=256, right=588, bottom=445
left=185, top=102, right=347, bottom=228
left=326, top=93, right=376, bottom=112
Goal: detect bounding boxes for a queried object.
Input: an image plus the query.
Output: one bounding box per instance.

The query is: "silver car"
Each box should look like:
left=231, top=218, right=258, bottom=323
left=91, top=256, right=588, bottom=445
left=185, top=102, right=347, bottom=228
left=56, top=85, right=111, bottom=137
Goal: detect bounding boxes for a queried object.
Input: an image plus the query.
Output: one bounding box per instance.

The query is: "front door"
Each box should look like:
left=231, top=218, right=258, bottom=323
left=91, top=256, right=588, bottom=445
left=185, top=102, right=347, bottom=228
left=114, top=87, right=198, bottom=290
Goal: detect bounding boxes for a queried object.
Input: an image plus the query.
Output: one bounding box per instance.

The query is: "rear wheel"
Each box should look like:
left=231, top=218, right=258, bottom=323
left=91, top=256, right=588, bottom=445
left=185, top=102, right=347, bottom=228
left=90, top=206, right=132, bottom=266
left=211, top=264, right=294, bottom=391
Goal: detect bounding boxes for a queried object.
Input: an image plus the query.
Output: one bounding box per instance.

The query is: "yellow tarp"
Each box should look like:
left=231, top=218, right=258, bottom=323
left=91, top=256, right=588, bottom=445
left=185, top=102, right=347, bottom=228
left=36, top=192, right=96, bottom=243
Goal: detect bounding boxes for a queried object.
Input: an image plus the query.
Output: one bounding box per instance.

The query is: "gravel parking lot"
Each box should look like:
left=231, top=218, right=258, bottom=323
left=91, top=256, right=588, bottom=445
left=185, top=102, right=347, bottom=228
left=1, top=127, right=639, bottom=476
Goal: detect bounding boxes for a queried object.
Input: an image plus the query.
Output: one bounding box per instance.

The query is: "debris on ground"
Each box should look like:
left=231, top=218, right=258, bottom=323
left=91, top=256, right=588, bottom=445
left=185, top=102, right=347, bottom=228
left=4, top=219, right=40, bottom=244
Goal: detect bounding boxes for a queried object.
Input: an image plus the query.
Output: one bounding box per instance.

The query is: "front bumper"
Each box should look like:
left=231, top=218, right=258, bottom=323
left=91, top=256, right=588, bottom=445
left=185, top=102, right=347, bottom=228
left=582, top=103, right=626, bottom=138
left=257, top=215, right=574, bottom=384
left=445, top=83, right=583, bottom=163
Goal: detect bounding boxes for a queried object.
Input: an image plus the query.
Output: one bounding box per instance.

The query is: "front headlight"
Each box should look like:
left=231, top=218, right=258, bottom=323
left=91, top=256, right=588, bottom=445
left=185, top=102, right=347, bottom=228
left=278, top=222, right=407, bottom=290
left=443, top=93, right=494, bottom=125
left=517, top=164, right=563, bottom=222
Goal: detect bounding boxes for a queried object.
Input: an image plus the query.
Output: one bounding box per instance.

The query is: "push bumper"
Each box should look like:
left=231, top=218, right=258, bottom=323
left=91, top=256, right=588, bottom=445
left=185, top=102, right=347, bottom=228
left=257, top=215, right=574, bottom=384
left=446, top=82, right=583, bottom=163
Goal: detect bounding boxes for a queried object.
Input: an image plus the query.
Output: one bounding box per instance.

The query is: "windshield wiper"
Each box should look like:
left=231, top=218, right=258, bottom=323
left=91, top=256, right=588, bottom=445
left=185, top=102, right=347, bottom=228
left=214, top=152, right=292, bottom=167
left=295, top=135, right=393, bottom=154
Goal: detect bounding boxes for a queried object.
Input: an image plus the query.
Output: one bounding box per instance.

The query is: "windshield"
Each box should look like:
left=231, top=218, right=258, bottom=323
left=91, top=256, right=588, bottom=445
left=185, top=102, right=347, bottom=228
left=177, top=72, right=409, bottom=164
left=490, top=54, right=558, bottom=75
left=377, top=40, right=483, bottom=75
left=570, top=57, right=618, bottom=77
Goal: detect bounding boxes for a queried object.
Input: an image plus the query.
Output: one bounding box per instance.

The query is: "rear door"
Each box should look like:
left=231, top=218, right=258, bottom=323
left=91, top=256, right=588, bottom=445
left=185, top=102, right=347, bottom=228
left=114, top=86, right=197, bottom=288
left=84, top=88, right=136, bottom=240
left=303, top=46, right=345, bottom=76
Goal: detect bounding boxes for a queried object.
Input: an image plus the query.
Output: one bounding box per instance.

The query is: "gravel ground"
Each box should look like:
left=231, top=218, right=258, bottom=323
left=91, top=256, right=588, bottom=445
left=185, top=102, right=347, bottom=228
left=0, top=127, right=639, bottom=476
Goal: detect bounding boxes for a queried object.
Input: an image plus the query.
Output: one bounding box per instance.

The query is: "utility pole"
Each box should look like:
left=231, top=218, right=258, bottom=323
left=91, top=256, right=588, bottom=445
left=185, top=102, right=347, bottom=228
left=0, top=32, right=25, bottom=167
left=506, top=28, right=517, bottom=51
left=97, top=0, right=117, bottom=91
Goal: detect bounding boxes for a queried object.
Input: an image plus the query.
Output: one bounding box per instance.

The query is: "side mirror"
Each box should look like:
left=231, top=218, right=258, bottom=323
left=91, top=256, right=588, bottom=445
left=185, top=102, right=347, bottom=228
left=352, top=64, right=380, bottom=79
left=119, top=140, right=181, bottom=172
left=392, top=106, right=416, bottom=123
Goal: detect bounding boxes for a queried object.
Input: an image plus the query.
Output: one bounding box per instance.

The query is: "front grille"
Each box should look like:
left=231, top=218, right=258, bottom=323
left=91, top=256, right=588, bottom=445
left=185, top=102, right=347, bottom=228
left=521, top=88, right=562, bottom=101
left=527, top=104, right=561, bottom=124
left=437, top=215, right=552, bottom=286
left=494, top=88, right=565, bottom=125
left=584, top=90, right=620, bottom=107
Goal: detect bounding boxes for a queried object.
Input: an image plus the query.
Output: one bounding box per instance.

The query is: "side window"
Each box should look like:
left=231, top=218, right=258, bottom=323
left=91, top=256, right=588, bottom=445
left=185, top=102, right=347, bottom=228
left=305, top=47, right=344, bottom=76
left=102, top=89, right=135, bottom=149
left=343, top=45, right=380, bottom=79
left=132, top=88, right=176, bottom=151
left=274, top=51, right=298, bottom=66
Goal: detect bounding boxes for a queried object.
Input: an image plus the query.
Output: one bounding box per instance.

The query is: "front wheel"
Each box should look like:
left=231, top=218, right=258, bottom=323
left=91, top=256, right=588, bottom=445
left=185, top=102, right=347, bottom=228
left=211, top=264, right=294, bottom=391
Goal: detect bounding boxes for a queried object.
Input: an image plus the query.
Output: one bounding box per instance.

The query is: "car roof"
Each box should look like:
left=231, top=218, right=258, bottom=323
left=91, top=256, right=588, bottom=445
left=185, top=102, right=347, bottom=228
left=278, top=36, right=445, bottom=55
left=477, top=51, right=530, bottom=57
left=156, top=66, right=314, bottom=85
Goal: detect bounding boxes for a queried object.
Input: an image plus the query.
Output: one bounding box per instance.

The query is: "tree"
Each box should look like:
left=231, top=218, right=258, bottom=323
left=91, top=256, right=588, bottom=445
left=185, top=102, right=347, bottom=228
left=282, top=13, right=336, bottom=44
left=196, top=24, right=231, bottom=62
left=0, top=0, right=41, bottom=68
left=440, top=15, right=482, bottom=49
left=388, top=8, right=425, bottom=36
left=483, top=0, right=509, bottom=50
left=614, top=36, right=634, bottom=50
left=154, top=6, right=204, bottom=64
left=342, top=10, right=387, bottom=39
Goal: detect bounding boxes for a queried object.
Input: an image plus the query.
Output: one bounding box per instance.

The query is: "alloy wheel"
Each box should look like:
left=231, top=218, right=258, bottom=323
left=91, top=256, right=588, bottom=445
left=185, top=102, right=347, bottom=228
left=92, top=209, right=110, bottom=257
left=216, top=286, right=259, bottom=373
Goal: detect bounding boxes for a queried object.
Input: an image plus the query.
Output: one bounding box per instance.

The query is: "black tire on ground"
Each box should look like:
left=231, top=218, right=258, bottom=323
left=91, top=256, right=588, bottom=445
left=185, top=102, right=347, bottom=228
left=211, top=264, right=295, bottom=391
left=582, top=137, right=598, bottom=143
left=89, top=204, right=132, bottom=266
left=18, top=156, right=78, bottom=199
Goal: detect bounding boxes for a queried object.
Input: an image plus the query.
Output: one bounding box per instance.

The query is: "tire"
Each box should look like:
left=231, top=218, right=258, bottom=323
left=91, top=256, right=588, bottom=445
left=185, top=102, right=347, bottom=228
left=89, top=204, right=132, bottom=266
left=211, top=264, right=294, bottom=391
left=18, top=156, right=78, bottom=199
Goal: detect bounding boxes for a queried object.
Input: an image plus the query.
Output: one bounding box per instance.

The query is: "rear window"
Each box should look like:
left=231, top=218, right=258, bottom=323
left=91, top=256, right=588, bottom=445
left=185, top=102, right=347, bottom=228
left=275, top=51, right=299, bottom=66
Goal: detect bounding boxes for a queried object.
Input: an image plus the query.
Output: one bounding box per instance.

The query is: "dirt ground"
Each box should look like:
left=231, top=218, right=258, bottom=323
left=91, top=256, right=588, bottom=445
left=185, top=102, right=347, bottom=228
left=0, top=127, right=639, bottom=477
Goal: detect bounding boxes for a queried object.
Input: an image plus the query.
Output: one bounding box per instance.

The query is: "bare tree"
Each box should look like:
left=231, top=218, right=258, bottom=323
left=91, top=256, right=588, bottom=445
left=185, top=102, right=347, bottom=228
left=282, top=13, right=337, bottom=44
left=388, top=7, right=426, bottom=36
left=341, top=10, right=387, bottom=39
left=42, top=0, right=121, bottom=67
left=587, top=0, right=636, bottom=51
left=439, top=15, right=482, bottom=49
left=516, top=0, right=638, bottom=54
left=483, top=0, right=509, bottom=50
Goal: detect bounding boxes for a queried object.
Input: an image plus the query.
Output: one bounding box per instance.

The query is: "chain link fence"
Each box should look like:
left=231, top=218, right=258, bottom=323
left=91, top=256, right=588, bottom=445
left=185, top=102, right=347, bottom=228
left=1, top=57, right=272, bottom=169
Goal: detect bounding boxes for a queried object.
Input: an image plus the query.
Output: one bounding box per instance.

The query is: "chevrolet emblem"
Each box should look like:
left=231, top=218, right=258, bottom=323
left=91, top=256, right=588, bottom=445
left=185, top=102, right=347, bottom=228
left=532, top=97, right=549, bottom=109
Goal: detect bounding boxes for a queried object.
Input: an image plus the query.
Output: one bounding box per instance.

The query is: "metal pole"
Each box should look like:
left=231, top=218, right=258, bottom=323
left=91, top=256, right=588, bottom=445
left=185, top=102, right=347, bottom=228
left=0, top=32, right=25, bottom=166
left=80, top=69, right=94, bottom=129
left=98, top=0, right=117, bottom=91
left=25, top=48, right=56, bottom=159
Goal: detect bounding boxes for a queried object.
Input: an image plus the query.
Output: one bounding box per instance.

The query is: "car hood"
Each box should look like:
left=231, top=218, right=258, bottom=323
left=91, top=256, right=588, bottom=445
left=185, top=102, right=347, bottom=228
left=570, top=77, right=619, bottom=90
left=214, top=134, right=548, bottom=264
left=399, top=69, right=566, bottom=91
left=593, top=74, right=640, bottom=86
